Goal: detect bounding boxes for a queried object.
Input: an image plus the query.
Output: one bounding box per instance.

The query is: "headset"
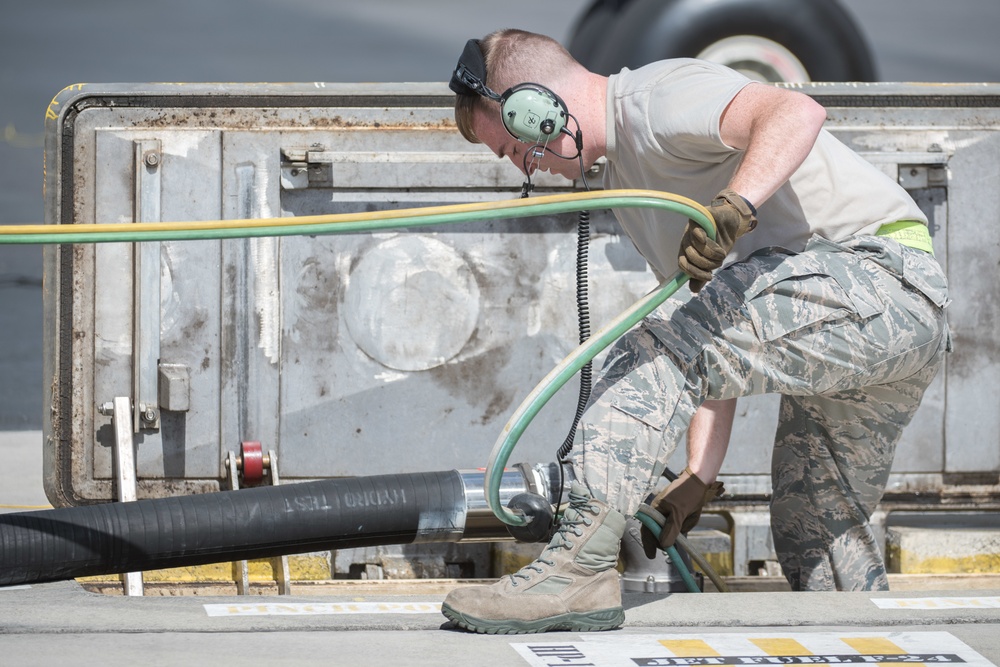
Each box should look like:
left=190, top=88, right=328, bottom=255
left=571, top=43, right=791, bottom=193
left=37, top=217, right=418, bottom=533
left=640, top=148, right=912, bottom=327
left=450, top=38, right=586, bottom=197
left=449, top=38, right=572, bottom=146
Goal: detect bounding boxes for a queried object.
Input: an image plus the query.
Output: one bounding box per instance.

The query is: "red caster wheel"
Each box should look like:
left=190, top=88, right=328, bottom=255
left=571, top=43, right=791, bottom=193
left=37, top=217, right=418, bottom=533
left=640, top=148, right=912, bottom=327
left=240, top=441, right=265, bottom=485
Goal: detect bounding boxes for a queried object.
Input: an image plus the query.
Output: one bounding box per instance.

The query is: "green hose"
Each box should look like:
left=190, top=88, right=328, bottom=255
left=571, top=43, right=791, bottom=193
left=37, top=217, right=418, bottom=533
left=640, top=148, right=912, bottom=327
left=0, top=190, right=709, bottom=245
left=0, top=190, right=713, bottom=520
left=634, top=511, right=702, bottom=594
left=468, top=194, right=715, bottom=593
left=677, top=532, right=730, bottom=593
left=4, top=188, right=716, bottom=587
left=484, top=272, right=713, bottom=527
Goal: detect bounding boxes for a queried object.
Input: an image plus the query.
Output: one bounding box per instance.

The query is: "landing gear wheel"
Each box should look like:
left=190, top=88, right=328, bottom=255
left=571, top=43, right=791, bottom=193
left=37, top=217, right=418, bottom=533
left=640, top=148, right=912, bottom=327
left=695, top=35, right=810, bottom=83
left=567, top=0, right=628, bottom=71
left=571, top=0, right=876, bottom=83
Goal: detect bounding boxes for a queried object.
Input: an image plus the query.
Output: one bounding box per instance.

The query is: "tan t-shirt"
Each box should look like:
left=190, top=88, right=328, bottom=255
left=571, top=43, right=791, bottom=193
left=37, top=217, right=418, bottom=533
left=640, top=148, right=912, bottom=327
left=603, top=59, right=926, bottom=281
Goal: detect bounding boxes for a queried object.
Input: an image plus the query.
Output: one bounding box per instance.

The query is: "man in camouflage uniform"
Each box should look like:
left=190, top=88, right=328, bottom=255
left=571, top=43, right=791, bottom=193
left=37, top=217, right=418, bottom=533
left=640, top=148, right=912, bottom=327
left=442, top=29, right=950, bottom=633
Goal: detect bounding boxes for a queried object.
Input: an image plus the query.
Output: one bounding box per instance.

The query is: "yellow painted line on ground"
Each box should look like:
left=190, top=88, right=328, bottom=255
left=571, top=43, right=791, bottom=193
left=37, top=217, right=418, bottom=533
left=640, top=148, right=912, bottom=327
left=841, top=637, right=920, bottom=667
left=842, top=637, right=907, bottom=652
left=658, top=639, right=720, bottom=656
left=751, top=638, right=828, bottom=667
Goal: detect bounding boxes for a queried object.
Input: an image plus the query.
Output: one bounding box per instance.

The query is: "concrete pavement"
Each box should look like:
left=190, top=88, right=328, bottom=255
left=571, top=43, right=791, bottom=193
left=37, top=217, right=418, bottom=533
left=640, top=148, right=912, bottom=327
left=1, top=579, right=998, bottom=665
left=0, top=430, right=48, bottom=512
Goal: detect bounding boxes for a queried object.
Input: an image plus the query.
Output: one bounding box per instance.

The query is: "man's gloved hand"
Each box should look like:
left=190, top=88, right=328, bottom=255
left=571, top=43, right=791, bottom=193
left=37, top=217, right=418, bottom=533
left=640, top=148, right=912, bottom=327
left=640, top=467, right=725, bottom=559
left=678, top=188, right=758, bottom=292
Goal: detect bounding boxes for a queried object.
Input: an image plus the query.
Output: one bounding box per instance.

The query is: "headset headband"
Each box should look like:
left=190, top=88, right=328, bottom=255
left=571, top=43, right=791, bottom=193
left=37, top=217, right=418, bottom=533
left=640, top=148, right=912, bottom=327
left=449, top=39, right=501, bottom=101
left=450, top=39, right=570, bottom=144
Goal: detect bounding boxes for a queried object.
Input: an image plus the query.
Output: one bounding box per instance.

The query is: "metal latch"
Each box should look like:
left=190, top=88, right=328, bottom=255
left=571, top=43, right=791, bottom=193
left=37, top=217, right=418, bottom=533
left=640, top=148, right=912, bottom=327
left=898, top=163, right=948, bottom=189
left=279, top=143, right=573, bottom=190
left=280, top=145, right=332, bottom=190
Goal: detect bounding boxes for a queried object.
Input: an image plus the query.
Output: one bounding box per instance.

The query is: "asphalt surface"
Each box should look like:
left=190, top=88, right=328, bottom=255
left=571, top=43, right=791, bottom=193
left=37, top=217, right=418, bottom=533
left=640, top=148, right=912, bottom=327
left=1, top=580, right=998, bottom=665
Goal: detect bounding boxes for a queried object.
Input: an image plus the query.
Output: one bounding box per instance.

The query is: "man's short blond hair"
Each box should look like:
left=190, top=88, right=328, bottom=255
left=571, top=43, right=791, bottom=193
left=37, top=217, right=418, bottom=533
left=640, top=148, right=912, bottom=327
left=454, top=29, right=580, bottom=144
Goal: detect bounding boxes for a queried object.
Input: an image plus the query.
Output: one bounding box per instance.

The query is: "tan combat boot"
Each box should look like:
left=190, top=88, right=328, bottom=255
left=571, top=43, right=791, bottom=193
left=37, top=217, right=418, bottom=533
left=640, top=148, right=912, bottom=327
left=442, top=481, right=626, bottom=634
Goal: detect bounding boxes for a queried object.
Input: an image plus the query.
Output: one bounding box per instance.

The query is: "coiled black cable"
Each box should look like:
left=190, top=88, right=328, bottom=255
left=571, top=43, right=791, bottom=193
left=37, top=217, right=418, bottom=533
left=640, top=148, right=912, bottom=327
left=556, top=134, right=594, bottom=463
left=557, top=207, right=592, bottom=462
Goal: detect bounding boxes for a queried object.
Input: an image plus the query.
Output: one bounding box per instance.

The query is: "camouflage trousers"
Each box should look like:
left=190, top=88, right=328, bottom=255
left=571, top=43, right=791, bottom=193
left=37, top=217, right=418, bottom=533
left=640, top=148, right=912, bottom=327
left=567, top=234, right=950, bottom=591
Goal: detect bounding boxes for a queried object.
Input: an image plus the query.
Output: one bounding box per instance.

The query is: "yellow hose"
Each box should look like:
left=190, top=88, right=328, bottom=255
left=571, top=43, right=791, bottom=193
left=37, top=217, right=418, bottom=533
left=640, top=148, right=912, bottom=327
left=0, top=189, right=707, bottom=240
left=10, top=187, right=718, bottom=590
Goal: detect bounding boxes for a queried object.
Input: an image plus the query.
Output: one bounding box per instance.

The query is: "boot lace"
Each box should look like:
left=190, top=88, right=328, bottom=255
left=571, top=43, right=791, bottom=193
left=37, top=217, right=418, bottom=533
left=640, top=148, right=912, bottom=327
left=509, top=486, right=599, bottom=586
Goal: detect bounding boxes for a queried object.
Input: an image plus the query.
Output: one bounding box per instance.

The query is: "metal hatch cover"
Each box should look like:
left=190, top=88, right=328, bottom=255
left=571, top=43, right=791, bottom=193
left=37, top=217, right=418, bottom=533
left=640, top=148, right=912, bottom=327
left=41, top=82, right=1000, bottom=510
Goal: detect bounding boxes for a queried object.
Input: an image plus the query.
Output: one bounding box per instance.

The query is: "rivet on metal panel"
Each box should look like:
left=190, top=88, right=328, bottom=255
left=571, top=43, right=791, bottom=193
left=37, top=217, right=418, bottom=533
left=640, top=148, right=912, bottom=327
left=280, top=164, right=308, bottom=190
left=898, top=164, right=930, bottom=190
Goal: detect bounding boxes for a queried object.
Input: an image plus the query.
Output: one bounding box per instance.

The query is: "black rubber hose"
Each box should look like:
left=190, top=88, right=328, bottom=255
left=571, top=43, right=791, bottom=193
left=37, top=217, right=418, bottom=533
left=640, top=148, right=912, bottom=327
left=0, top=470, right=466, bottom=586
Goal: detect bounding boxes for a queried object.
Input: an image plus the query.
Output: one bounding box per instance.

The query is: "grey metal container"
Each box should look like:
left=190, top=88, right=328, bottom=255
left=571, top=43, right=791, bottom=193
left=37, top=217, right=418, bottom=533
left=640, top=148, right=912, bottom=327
left=42, top=82, right=1000, bottom=574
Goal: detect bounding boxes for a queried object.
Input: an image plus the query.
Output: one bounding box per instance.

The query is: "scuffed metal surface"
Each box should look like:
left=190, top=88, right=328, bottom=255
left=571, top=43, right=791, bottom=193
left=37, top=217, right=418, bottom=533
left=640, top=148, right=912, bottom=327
left=43, top=82, right=1000, bottom=507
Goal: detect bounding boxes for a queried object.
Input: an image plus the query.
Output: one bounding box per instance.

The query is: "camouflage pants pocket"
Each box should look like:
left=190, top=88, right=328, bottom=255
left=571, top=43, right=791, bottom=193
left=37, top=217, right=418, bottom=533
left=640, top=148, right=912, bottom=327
left=743, top=239, right=884, bottom=346
left=568, top=327, right=699, bottom=516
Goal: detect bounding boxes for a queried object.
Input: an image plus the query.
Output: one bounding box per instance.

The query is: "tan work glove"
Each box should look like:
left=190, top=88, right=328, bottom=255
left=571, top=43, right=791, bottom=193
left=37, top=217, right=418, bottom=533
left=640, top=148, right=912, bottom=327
left=640, top=467, right=725, bottom=559
left=678, top=188, right=758, bottom=292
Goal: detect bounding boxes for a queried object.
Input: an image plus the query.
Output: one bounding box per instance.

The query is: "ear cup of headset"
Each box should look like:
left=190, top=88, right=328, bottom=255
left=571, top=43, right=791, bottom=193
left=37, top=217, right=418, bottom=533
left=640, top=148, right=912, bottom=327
left=500, top=84, right=569, bottom=144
